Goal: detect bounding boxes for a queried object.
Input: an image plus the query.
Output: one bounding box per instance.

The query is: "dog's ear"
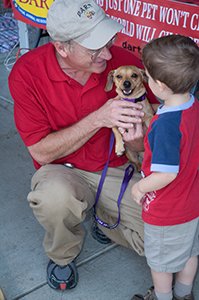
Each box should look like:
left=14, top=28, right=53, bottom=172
left=105, top=70, right=115, bottom=92
left=139, top=69, right=148, bottom=83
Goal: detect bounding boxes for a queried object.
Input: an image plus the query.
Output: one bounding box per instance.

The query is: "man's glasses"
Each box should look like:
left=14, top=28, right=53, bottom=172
left=73, top=34, right=118, bottom=61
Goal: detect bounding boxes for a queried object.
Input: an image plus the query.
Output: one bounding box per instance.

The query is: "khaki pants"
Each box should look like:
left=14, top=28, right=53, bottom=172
left=28, top=163, right=144, bottom=265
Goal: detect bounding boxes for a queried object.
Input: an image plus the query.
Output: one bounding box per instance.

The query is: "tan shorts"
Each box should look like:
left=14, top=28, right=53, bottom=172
left=144, top=217, right=199, bottom=273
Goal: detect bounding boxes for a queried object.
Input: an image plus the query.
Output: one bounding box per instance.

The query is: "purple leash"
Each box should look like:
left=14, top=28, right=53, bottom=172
left=94, top=131, right=134, bottom=229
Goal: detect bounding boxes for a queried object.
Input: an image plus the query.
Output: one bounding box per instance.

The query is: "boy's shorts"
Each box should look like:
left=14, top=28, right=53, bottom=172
left=144, top=217, right=199, bottom=273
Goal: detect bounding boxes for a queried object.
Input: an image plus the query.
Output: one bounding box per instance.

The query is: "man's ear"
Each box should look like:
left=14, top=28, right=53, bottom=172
left=54, top=41, right=68, bottom=58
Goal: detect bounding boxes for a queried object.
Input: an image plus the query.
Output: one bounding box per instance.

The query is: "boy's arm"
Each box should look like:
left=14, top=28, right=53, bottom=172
left=131, top=172, right=177, bottom=205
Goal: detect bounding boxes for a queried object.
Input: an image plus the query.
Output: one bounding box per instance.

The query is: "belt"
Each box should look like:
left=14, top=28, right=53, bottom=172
left=63, top=163, right=74, bottom=168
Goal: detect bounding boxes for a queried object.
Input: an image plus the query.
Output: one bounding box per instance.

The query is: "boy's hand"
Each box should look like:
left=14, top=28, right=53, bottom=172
left=131, top=182, right=145, bottom=205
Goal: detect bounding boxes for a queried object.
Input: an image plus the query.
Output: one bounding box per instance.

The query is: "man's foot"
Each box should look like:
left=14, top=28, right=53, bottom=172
left=173, top=292, right=194, bottom=300
left=47, top=259, right=78, bottom=290
left=91, top=218, right=113, bottom=244
left=131, top=286, right=158, bottom=300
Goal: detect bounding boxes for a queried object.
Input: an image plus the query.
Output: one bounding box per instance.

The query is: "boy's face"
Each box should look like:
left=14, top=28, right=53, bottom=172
left=145, top=69, right=161, bottom=99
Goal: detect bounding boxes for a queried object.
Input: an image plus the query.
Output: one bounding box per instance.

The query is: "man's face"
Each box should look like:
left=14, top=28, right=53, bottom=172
left=65, top=42, right=113, bottom=74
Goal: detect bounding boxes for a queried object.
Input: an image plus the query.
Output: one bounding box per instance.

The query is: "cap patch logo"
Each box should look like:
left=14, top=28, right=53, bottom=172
left=85, top=10, right=95, bottom=19
left=77, top=3, right=95, bottom=18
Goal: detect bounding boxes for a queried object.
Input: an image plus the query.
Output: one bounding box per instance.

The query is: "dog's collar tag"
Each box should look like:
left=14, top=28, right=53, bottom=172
left=122, top=92, right=146, bottom=103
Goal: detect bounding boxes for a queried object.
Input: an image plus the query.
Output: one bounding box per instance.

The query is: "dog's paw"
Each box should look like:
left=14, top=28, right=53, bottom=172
left=115, top=143, right=125, bottom=156
left=136, top=162, right=142, bottom=173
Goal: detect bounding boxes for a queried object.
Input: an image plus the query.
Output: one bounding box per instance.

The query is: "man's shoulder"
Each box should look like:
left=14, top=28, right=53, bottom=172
left=12, top=43, right=52, bottom=69
left=9, top=43, right=53, bottom=80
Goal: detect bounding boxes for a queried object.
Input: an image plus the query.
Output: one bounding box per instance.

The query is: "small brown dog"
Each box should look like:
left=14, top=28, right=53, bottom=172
left=105, top=65, right=154, bottom=172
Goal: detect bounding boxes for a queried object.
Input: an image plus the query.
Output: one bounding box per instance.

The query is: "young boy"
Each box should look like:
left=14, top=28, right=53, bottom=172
left=131, top=35, right=199, bottom=300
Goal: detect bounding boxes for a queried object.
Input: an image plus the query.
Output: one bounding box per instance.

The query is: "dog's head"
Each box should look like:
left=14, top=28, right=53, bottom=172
left=105, top=65, right=148, bottom=99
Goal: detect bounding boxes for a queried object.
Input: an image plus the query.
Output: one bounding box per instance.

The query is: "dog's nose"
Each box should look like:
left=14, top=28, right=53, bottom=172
left=123, top=81, right=131, bottom=88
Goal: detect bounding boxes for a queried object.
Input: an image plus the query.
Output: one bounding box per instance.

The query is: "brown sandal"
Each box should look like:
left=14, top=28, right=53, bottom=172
left=131, top=286, right=158, bottom=300
left=173, top=291, right=194, bottom=300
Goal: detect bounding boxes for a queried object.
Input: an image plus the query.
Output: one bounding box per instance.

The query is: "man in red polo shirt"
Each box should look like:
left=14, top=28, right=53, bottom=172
left=9, top=0, right=158, bottom=291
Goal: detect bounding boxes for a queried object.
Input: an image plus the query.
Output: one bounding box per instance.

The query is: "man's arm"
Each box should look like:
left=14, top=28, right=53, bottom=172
left=28, top=98, right=145, bottom=165
left=131, top=172, right=177, bottom=205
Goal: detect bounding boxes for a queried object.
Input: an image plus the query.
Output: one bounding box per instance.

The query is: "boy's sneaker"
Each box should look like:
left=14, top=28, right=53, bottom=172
left=173, top=292, right=194, bottom=300
left=132, top=286, right=158, bottom=300
left=47, top=259, right=78, bottom=290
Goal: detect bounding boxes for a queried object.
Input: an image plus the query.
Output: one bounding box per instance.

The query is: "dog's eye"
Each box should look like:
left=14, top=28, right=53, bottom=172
left=131, top=74, right=138, bottom=78
left=116, top=75, right=122, bottom=79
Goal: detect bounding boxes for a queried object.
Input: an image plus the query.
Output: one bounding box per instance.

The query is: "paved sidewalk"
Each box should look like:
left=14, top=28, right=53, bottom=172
left=0, top=52, right=199, bottom=300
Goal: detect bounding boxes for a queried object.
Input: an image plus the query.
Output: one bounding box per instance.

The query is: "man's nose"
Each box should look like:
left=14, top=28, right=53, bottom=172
left=99, top=46, right=112, bottom=60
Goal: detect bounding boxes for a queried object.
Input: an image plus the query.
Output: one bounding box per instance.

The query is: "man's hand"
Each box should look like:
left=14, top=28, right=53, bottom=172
left=96, top=97, right=145, bottom=129
left=118, top=122, right=148, bottom=152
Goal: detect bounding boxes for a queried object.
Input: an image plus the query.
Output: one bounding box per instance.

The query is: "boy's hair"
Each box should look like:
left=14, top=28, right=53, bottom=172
left=142, top=35, right=199, bottom=94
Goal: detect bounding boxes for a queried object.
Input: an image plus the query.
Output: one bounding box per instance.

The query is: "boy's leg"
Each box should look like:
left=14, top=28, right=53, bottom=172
left=173, top=256, right=198, bottom=299
left=132, top=219, right=199, bottom=300
left=132, top=269, right=173, bottom=299
left=173, top=217, right=199, bottom=299
left=132, top=270, right=173, bottom=300
left=176, top=256, right=198, bottom=286
left=151, top=269, right=173, bottom=294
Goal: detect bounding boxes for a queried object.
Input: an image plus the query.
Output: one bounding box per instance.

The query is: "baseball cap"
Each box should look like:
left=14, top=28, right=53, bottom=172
left=46, top=0, right=124, bottom=50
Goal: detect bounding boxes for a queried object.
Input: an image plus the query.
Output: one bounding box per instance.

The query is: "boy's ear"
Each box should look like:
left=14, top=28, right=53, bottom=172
left=54, top=41, right=68, bottom=58
left=156, top=80, right=167, bottom=91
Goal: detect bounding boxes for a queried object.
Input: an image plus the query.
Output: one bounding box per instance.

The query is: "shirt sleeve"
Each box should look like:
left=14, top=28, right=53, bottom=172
left=9, top=76, right=52, bottom=147
left=148, top=112, right=182, bottom=173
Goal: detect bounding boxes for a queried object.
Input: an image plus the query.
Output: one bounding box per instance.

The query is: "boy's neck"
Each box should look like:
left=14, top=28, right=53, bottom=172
left=163, top=92, right=191, bottom=108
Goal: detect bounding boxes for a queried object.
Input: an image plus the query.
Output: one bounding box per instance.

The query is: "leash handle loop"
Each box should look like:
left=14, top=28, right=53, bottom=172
left=94, top=132, right=134, bottom=229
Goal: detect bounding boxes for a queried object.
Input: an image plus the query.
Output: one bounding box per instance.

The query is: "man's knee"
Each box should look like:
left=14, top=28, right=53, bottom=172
left=27, top=165, right=91, bottom=224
